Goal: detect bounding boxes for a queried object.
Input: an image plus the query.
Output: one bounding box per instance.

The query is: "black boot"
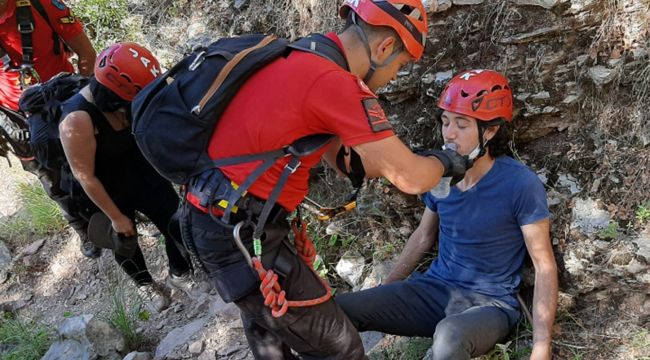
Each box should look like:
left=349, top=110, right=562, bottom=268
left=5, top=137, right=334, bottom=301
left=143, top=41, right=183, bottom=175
left=77, top=228, right=101, bottom=259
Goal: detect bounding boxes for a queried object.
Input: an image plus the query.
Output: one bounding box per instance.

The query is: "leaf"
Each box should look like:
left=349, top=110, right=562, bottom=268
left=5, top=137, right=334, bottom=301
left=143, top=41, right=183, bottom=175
left=328, top=234, right=338, bottom=247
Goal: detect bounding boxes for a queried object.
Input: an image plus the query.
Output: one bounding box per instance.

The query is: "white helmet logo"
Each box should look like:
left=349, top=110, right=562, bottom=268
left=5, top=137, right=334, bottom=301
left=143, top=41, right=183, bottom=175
left=459, top=69, right=485, bottom=81
left=346, top=0, right=360, bottom=7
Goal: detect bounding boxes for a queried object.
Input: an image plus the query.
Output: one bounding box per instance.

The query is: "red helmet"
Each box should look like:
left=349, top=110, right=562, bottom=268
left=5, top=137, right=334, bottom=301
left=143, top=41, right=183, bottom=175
left=94, top=42, right=161, bottom=101
left=437, top=69, right=513, bottom=122
left=339, top=0, right=428, bottom=61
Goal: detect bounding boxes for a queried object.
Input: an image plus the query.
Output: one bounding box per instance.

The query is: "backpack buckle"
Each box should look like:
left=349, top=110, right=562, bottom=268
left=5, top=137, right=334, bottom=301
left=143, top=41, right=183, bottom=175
left=17, top=22, right=34, bottom=34
left=284, top=158, right=301, bottom=174
left=18, top=66, right=40, bottom=89
left=188, top=51, right=206, bottom=71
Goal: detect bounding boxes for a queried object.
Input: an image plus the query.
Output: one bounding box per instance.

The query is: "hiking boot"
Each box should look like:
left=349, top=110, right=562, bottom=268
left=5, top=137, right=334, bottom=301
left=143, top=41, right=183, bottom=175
left=137, top=282, right=171, bottom=313
left=166, top=271, right=195, bottom=295
left=78, top=231, right=101, bottom=259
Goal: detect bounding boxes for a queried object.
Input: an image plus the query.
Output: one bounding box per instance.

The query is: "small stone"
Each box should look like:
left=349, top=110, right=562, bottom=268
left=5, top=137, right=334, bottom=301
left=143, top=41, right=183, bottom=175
left=542, top=106, right=560, bottom=114
left=335, top=252, right=366, bottom=287
left=189, top=340, right=204, bottom=354
left=233, top=0, right=247, bottom=10
left=511, top=0, right=559, bottom=9
left=198, top=350, right=216, bottom=360
left=562, top=94, right=580, bottom=105
left=123, top=351, right=153, bottom=360
left=434, top=70, right=453, bottom=84
left=632, top=233, right=650, bottom=262
left=452, top=0, right=484, bottom=4
left=515, top=92, right=531, bottom=101
left=530, top=91, right=551, bottom=103
left=21, top=239, right=45, bottom=256
left=422, top=0, right=452, bottom=12
left=218, top=344, right=242, bottom=356
left=0, top=241, right=11, bottom=276
left=607, top=58, right=623, bottom=67
left=626, top=259, right=646, bottom=274
left=570, top=198, right=609, bottom=234
left=588, top=66, right=617, bottom=86
left=421, top=73, right=435, bottom=85
left=631, top=47, right=648, bottom=60
left=576, top=54, right=590, bottom=67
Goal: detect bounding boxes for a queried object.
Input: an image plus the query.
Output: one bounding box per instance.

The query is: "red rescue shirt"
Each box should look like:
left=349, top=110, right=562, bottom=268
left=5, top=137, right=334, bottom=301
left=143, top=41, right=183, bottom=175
left=192, top=33, right=394, bottom=212
left=0, top=0, right=83, bottom=110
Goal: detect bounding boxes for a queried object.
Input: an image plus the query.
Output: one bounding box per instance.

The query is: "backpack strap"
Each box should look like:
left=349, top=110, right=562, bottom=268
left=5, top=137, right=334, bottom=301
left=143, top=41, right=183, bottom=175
left=288, top=34, right=349, bottom=71
left=217, top=134, right=334, bottom=224
left=30, top=0, right=63, bottom=56
left=15, top=0, right=36, bottom=68
left=11, top=0, right=63, bottom=77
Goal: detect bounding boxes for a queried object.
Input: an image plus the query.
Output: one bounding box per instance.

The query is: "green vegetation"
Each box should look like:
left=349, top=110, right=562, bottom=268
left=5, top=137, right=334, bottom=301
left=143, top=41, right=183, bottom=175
left=70, top=0, right=131, bottom=50
left=0, top=182, right=66, bottom=246
left=102, top=273, right=147, bottom=350
left=0, top=314, right=52, bottom=360
left=598, top=221, right=619, bottom=240
left=17, top=183, right=66, bottom=234
left=635, top=202, right=650, bottom=224
left=369, top=337, right=431, bottom=360
left=631, top=330, right=649, bottom=358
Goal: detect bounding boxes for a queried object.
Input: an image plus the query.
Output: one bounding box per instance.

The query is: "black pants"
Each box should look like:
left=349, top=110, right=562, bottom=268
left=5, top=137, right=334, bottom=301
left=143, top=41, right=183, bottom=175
left=112, top=169, right=191, bottom=285
left=181, top=203, right=366, bottom=360
left=335, top=275, right=521, bottom=360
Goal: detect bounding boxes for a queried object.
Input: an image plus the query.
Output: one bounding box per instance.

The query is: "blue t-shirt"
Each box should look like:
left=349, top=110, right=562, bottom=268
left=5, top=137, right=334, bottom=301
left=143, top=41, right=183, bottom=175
left=422, top=156, right=549, bottom=307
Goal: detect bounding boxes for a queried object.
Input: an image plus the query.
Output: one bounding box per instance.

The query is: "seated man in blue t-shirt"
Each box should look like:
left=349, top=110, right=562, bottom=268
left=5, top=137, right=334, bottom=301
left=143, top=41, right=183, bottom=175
left=336, top=70, right=558, bottom=360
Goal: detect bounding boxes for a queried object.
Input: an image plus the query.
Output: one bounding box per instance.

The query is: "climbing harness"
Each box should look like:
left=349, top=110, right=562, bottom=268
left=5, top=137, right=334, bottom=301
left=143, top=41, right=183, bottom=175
left=232, top=217, right=332, bottom=318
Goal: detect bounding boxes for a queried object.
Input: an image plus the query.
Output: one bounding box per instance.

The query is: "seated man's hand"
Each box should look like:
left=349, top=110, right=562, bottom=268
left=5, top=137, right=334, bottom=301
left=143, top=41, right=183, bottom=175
left=530, top=343, right=552, bottom=360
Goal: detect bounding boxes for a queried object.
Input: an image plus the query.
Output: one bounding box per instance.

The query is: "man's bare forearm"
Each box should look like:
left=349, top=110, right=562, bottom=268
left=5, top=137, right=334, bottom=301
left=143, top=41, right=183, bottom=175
left=532, top=264, right=558, bottom=349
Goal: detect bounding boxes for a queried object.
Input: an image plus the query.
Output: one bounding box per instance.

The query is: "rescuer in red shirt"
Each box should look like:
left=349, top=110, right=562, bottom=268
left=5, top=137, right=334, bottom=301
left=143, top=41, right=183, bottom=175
left=181, top=1, right=472, bottom=358
left=0, top=0, right=97, bottom=257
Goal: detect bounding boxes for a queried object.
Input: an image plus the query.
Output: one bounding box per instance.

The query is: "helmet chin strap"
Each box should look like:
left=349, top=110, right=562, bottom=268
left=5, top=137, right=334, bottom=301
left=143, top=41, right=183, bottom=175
left=476, top=126, right=488, bottom=159
left=350, top=13, right=402, bottom=85
left=467, top=144, right=481, bottom=160
left=476, top=120, right=505, bottom=158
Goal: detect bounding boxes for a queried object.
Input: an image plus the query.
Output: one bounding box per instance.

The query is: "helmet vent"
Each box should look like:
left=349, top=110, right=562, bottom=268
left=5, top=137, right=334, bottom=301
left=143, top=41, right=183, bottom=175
left=461, top=90, right=469, bottom=97
left=393, top=3, right=422, bottom=20
left=98, top=56, right=107, bottom=68
left=491, top=85, right=502, bottom=91
left=476, top=89, right=488, bottom=97
left=119, top=74, right=133, bottom=83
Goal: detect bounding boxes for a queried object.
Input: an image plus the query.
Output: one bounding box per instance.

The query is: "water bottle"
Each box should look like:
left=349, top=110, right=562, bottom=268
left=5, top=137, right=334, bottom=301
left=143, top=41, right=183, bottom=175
left=429, top=143, right=457, bottom=199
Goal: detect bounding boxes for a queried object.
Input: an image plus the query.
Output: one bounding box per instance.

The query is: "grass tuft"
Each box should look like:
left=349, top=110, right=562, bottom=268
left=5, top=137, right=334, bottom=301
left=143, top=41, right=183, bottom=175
left=0, top=182, right=66, bottom=246
left=0, top=314, right=52, bottom=360
left=101, top=270, right=147, bottom=350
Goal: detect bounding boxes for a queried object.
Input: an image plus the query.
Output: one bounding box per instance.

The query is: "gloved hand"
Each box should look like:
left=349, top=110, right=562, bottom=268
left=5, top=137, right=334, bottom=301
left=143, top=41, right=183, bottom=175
left=416, top=148, right=473, bottom=185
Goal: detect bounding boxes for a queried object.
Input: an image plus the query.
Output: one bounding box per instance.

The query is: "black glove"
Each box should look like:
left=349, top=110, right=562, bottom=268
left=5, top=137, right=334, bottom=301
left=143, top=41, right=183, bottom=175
left=416, top=148, right=473, bottom=185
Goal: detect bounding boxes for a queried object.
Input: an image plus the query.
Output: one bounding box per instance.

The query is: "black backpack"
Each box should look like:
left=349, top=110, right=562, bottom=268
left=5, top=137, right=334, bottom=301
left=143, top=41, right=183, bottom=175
left=131, top=33, right=349, bottom=185
left=18, top=72, right=88, bottom=170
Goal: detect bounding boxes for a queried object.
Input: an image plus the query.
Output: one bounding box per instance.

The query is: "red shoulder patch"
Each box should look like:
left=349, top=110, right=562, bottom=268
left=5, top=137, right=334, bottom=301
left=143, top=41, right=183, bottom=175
left=357, top=77, right=375, bottom=96
left=362, top=98, right=392, bottom=133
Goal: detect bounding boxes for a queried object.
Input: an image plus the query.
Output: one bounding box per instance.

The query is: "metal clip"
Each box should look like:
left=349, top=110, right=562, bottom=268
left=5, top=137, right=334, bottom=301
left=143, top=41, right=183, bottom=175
left=233, top=221, right=253, bottom=266
left=285, top=160, right=301, bottom=174
left=188, top=51, right=206, bottom=71
left=17, top=23, right=34, bottom=34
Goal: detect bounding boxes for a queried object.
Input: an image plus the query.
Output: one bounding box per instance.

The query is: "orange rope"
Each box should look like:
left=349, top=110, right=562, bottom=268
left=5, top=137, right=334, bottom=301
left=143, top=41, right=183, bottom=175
left=252, top=218, right=332, bottom=318
left=292, top=217, right=316, bottom=268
